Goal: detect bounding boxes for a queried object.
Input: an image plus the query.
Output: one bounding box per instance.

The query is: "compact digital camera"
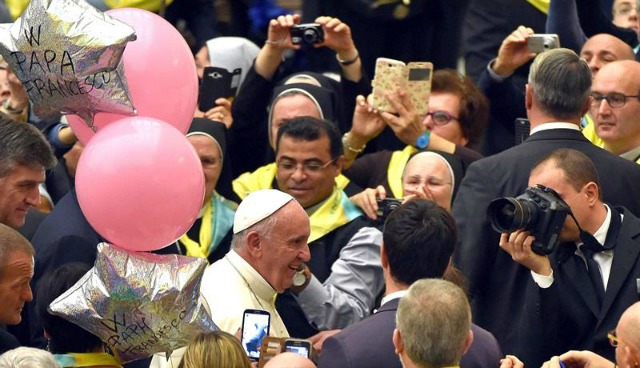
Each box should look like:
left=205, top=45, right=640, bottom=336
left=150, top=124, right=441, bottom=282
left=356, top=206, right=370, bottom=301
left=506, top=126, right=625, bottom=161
left=290, top=23, right=325, bottom=45
left=487, top=184, right=571, bottom=255
left=527, top=34, right=560, bottom=54
left=376, top=198, right=402, bottom=224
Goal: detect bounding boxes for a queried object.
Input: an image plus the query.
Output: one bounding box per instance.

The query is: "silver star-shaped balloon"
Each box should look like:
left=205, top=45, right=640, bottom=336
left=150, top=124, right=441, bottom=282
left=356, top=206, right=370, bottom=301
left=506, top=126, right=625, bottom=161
left=49, top=243, right=218, bottom=363
left=0, top=0, right=137, bottom=126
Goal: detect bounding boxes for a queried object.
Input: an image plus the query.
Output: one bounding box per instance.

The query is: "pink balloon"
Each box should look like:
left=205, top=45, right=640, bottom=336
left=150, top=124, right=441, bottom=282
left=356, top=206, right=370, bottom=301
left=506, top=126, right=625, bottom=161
left=67, top=8, right=197, bottom=145
left=76, top=117, right=204, bottom=252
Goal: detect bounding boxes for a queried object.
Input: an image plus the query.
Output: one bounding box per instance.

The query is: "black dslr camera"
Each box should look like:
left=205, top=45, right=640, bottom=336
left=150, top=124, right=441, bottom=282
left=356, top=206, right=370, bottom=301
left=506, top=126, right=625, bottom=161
left=376, top=198, right=402, bottom=224
left=290, top=23, right=325, bottom=45
left=487, top=184, right=571, bottom=255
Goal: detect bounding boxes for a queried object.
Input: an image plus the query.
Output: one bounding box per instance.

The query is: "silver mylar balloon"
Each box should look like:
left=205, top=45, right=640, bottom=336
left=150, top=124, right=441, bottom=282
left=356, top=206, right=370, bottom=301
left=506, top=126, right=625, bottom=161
left=49, top=243, right=218, bottom=363
left=0, top=0, right=136, bottom=126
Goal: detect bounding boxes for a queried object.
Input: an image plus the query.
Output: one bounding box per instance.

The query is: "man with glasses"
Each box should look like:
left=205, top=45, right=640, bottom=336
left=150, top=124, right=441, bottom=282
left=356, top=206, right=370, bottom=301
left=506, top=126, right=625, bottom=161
left=452, top=48, right=640, bottom=361
left=590, top=60, right=640, bottom=162
left=539, top=302, right=640, bottom=368
left=272, top=116, right=384, bottom=339
left=477, top=27, right=636, bottom=155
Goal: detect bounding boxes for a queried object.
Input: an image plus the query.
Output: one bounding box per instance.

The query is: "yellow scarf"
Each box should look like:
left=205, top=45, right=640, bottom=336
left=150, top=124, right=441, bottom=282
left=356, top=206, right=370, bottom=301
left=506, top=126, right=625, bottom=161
left=232, top=163, right=361, bottom=242
left=387, top=146, right=417, bottom=199
left=54, top=352, right=123, bottom=368
left=527, top=0, right=549, bottom=14
left=308, top=188, right=363, bottom=243
left=232, top=162, right=351, bottom=200
left=179, top=192, right=236, bottom=260
left=581, top=113, right=604, bottom=148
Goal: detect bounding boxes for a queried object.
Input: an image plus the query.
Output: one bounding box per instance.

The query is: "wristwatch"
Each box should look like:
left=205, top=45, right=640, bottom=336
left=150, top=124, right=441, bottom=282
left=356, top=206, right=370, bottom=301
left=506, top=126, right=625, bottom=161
left=293, top=270, right=307, bottom=287
left=292, top=265, right=311, bottom=290
left=415, top=130, right=431, bottom=149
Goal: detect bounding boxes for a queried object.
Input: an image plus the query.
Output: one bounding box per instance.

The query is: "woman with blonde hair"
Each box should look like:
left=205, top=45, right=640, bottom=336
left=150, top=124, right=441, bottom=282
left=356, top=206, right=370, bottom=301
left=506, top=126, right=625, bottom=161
left=179, top=331, right=251, bottom=368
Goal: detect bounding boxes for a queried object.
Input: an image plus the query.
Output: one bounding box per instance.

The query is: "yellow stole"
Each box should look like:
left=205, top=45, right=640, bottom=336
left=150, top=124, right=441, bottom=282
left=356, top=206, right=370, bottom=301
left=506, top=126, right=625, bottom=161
left=527, top=0, right=549, bottom=14
left=232, top=162, right=351, bottom=200
left=387, top=146, right=417, bottom=199
left=581, top=113, right=604, bottom=148
left=308, top=188, right=363, bottom=243
left=54, top=352, right=123, bottom=368
left=179, top=192, right=236, bottom=260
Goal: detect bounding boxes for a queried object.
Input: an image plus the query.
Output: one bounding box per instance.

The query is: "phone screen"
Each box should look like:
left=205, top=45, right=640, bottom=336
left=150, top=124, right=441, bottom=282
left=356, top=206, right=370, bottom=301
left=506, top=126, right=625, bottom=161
left=241, top=310, right=270, bottom=361
left=285, top=344, right=310, bottom=358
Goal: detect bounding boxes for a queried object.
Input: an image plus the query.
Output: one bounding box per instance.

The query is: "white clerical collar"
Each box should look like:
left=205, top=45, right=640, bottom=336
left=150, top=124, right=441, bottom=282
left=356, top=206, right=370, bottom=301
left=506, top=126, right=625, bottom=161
left=226, top=250, right=277, bottom=302
left=530, top=122, right=580, bottom=135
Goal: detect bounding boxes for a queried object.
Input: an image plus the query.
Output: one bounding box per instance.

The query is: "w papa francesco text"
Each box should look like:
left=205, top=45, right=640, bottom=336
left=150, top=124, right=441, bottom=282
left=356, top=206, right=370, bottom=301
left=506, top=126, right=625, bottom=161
left=100, top=309, right=189, bottom=355
left=9, top=25, right=116, bottom=100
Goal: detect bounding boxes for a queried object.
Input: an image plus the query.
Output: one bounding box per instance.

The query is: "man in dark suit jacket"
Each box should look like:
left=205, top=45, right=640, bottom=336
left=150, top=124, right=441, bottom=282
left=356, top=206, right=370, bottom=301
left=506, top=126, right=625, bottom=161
left=452, top=48, right=640, bottom=359
left=317, top=199, right=502, bottom=368
left=500, top=148, right=640, bottom=368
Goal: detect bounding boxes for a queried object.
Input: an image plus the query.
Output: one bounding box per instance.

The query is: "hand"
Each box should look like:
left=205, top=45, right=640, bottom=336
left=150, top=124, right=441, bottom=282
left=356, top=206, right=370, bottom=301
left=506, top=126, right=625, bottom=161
left=350, top=186, right=386, bottom=220
left=500, top=355, right=524, bottom=368
left=492, top=25, right=536, bottom=76
left=314, top=16, right=357, bottom=59
left=380, top=88, right=425, bottom=146
left=499, top=230, right=551, bottom=275
left=265, top=14, right=301, bottom=50
left=196, top=98, right=233, bottom=128
left=555, top=350, right=615, bottom=368
left=402, top=183, right=436, bottom=205
left=349, top=94, right=386, bottom=144
left=309, top=329, right=342, bottom=354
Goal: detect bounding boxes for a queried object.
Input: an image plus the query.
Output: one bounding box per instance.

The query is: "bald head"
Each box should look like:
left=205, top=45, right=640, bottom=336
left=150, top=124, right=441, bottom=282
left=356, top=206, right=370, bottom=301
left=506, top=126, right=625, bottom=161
left=264, top=352, right=316, bottom=368
left=580, top=34, right=635, bottom=77
left=591, top=60, right=640, bottom=154
left=618, top=302, right=640, bottom=352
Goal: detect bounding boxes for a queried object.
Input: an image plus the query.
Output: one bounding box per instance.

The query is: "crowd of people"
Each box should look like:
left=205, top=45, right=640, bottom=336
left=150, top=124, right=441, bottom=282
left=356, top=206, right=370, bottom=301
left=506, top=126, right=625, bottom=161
left=2, top=0, right=640, bottom=367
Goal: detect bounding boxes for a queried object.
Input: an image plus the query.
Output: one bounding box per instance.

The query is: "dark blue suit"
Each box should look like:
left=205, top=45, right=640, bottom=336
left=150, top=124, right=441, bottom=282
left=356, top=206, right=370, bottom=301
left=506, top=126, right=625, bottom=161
left=318, top=298, right=502, bottom=368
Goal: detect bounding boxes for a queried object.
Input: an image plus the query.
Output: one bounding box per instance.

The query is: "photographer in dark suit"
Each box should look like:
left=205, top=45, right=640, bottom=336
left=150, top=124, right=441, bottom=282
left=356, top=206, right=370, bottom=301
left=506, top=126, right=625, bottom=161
left=317, top=199, right=502, bottom=368
left=452, top=48, right=640, bottom=358
left=499, top=148, right=640, bottom=368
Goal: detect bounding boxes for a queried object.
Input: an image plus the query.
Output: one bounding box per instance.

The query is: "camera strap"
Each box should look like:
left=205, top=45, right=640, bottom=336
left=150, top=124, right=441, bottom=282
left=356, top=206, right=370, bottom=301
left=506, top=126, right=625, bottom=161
left=572, top=206, right=620, bottom=253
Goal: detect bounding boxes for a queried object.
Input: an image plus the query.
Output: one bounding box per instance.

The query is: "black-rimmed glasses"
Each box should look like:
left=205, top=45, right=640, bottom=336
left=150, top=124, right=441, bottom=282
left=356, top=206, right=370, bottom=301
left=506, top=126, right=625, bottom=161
left=591, top=92, right=640, bottom=108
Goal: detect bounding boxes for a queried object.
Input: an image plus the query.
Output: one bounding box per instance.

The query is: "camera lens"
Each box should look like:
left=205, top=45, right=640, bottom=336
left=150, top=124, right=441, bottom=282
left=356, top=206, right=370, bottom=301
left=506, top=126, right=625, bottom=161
left=487, top=197, right=538, bottom=233
left=303, top=29, right=319, bottom=43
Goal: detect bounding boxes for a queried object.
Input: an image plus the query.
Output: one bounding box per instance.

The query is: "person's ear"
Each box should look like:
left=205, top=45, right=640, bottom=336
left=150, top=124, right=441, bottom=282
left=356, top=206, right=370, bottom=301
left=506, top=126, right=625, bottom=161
left=525, top=84, right=533, bottom=110
left=381, top=242, right=389, bottom=269
left=582, top=181, right=599, bottom=207
left=393, top=328, right=404, bottom=355
left=580, top=96, right=591, bottom=117
left=461, top=329, right=474, bottom=356
left=246, top=231, right=263, bottom=259
left=334, top=155, right=344, bottom=176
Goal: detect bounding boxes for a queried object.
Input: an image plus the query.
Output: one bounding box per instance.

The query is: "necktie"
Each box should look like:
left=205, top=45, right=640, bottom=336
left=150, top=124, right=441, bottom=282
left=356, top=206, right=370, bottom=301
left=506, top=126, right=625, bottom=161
left=579, top=244, right=605, bottom=299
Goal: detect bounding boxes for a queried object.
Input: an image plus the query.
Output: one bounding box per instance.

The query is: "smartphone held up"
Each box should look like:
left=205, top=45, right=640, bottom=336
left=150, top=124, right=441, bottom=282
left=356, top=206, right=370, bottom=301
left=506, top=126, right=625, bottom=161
left=371, top=58, right=433, bottom=115
left=241, top=309, right=271, bottom=362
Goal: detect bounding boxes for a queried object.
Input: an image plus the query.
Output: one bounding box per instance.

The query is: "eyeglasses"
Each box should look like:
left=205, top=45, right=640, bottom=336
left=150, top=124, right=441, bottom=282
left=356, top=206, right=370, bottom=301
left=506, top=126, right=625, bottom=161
left=425, top=111, right=460, bottom=126
left=608, top=330, right=621, bottom=347
left=591, top=92, right=640, bottom=108
left=404, top=176, right=452, bottom=190
left=276, top=158, right=337, bottom=174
